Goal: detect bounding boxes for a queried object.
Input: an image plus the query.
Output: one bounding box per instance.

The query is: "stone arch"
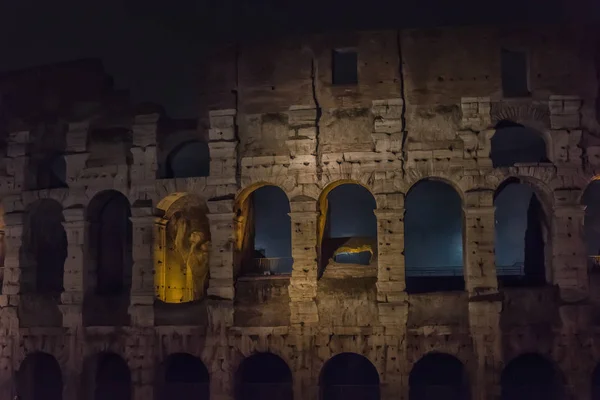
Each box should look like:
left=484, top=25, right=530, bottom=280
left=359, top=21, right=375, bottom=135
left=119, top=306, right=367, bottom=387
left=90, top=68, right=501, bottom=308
left=404, top=179, right=465, bottom=293
left=163, top=140, right=210, bottom=179
left=20, top=199, right=67, bottom=294
left=157, top=353, right=209, bottom=400
left=490, top=120, right=550, bottom=167
left=494, top=178, right=550, bottom=287
left=154, top=193, right=211, bottom=303
left=319, top=352, right=380, bottom=400
left=235, top=352, right=293, bottom=400
left=501, top=353, right=565, bottom=400
left=409, top=352, right=469, bottom=400
left=82, top=352, right=131, bottom=400
left=86, top=190, right=132, bottom=295
left=234, top=183, right=292, bottom=277
left=316, top=181, right=377, bottom=276
left=16, top=352, right=63, bottom=400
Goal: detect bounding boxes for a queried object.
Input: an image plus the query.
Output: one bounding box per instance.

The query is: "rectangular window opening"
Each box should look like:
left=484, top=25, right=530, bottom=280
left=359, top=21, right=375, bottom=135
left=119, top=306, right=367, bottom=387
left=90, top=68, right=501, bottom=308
left=332, top=48, right=358, bottom=85
left=501, top=48, right=530, bottom=98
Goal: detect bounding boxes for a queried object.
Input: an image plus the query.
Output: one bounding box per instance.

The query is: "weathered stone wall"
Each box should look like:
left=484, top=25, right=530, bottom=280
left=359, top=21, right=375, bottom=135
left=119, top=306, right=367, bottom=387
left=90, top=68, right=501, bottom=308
left=0, top=22, right=599, bottom=400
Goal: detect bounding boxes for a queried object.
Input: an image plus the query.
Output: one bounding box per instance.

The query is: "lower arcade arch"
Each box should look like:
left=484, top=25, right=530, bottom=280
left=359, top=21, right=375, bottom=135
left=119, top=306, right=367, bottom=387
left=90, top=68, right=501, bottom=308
left=16, top=352, right=63, bottom=400
left=409, top=353, right=469, bottom=400
left=88, top=352, right=131, bottom=400
left=154, top=193, right=211, bottom=303
left=157, top=353, right=209, bottom=400
left=404, top=179, right=464, bottom=293
left=236, top=352, right=293, bottom=400
left=317, top=182, right=377, bottom=276
left=234, top=184, right=292, bottom=276
left=320, top=353, right=380, bottom=400
left=494, top=179, right=548, bottom=287
left=501, top=354, right=564, bottom=400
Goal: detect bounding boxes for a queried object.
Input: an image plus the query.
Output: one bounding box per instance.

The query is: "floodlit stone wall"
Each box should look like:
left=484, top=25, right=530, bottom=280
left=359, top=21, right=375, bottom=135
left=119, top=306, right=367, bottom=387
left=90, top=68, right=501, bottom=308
left=0, top=22, right=599, bottom=400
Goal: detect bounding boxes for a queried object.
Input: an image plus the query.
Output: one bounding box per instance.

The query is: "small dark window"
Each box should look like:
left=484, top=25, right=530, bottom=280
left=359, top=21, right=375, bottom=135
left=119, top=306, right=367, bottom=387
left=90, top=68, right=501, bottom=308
left=332, top=49, right=358, bottom=85
left=501, top=49, right=529, bottom=98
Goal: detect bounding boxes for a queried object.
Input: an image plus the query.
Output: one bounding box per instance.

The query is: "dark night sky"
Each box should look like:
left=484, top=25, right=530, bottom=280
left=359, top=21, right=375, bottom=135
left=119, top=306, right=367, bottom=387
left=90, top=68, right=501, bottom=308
left=0, top=0, right=592, bottom=117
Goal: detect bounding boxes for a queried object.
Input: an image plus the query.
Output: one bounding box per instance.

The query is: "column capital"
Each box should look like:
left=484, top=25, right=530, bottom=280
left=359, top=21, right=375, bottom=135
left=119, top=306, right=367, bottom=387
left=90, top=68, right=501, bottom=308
left=463, top=205, right=495, bottom=216
left=373, top=208, right=404, bottom=218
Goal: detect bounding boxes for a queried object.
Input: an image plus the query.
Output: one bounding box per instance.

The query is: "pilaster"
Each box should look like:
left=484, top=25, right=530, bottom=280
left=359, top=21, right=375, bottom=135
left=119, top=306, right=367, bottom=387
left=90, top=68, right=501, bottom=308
left=64, top=121, right=90, bottom=187
left=59, top=207, right=86, bottom=328
left=552, top=204, right=588, bottom=302
left=129, top=207, right=155, bottom=327
left=288, top=199, right=319, bottom=325
left=131, top=113, right=159, bottom=199
left=463, top=190, right=498, bottom=295
left=207, top=109, right=238, bottom=187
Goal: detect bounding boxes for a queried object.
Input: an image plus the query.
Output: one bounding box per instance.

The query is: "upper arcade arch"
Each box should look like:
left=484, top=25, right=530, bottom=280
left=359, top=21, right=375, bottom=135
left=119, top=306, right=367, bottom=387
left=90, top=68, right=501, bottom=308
left=86, top=190, right=133, bottom=296
left=404, top=179, right=464, bottom=293
left=409, top=352, right=469, bottom=400
left=319, top=352, right=380, bottom=400
left=16, top=352, right=63, bottom=400
left=163, top=140, right=210, bottom=179
left=316, top=181, right=377, bottom=276
left=490, top=120, right=550, bottom=168
left=494, top=178, right=549, bottom=287
left=235, top=352, right=293, bottom=400
left=157, top=353, right=209, bottom=400
left=154, top=193, right=211, bottom=303
left=501, top=353, right=565, bottom=400
left=234, top=183, right=292, bottom=277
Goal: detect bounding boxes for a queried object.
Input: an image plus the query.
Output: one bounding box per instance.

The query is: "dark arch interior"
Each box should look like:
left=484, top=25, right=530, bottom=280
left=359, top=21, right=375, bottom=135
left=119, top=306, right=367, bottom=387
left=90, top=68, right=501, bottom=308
left=21, top=199, right=67, bottom=294
left=17, top=352, right=63, bottom=400
left=36, top=154, right=67, bottom=189
left=409, top=353, right=469, bottom=400
left=583, top=181, right=600, bottom=261
left=490, top=123, right=548, bottom=168
left=236, top=353, right=292, bottom=400
left=321, top=184, right=377, bottom=270
left=592, top=363, right=600, bottom=400
left=165, top=140, right=210, bottom=178
left=246, top=185, right=292, bottom=275
left=160, top=353, right=209, bottom=400
left=320, top=353, right=380, bottom=400
left=501, top=354, right=563, bottom=400
left=404, top=180, right=464, bottom=293
left=495, top=180, right=546, bottom=287
left=94, top=353, right=131, bottom=400
left=87, top=191, right=133, bottom=295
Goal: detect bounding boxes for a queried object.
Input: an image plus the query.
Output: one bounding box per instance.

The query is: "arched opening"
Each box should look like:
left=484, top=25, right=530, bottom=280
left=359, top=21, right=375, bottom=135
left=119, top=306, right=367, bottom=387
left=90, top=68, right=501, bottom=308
left=404, top=180, right=464, bottom=293
left=583, top=180, right=600, bottom=272
left=21, top=199, right=67, bottom=294
left=592, top=363, right=600, bottom=400
left=501, top=353, right=564, bottom=400
left=154, top=194, right=211, bottom=303
left=236, top=353, right=293, bottom=400
left=16, top=352, right=63, bottom=400
left=490, top=121, right=548, bottom=168
left=36, top=153, right=68, bottom=189
left=158, top=353, right=209, bottom=400
left=235, top=185, right=292, bottom=276
left=409, top=353, right=469, bottom=400
left=318, top=183, right=377, bottom=276
left=165, top=140, right=210, bottom=178
left=87, top=190, right=132, bottom=295
left=495, top=179, right=548, bottom=287
left=93, top=353, right=131, bottom=400
left=320, top=353, right=379, bottom=400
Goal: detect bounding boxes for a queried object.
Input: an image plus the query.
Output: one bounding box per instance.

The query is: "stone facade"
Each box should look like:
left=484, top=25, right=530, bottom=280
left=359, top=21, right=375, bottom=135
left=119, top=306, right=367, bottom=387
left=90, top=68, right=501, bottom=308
left=2, top=23, right=600, bottom=400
